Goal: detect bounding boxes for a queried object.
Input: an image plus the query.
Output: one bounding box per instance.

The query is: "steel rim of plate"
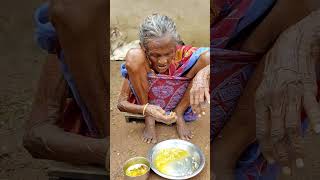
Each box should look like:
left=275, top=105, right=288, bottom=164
left=148, top=139, right=205, bottom=180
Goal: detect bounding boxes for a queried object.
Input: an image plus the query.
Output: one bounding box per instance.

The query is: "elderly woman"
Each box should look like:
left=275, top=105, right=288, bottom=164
left=117, top=14, right=210, bottom=143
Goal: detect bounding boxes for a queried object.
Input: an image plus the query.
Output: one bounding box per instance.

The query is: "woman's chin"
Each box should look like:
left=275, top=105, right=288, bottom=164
left=156, top=68, right=168, bottom=74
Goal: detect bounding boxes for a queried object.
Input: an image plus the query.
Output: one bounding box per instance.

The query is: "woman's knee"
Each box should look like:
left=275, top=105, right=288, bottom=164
left=49, top=0, right=107, bottom=35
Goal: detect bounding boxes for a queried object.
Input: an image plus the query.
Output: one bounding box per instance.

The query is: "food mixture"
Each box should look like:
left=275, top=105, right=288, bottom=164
left=125, top=163, right=149, bottom=177
left=154, top=148, right=199, bottom=176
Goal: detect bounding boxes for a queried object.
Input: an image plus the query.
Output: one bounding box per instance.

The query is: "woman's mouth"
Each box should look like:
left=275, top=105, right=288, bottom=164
left=157, top=64, right=167, bottom=71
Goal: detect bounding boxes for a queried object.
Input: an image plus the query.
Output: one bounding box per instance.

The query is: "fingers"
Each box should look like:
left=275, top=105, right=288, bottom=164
left=147, top=105, right=177, bottom=123
left=303, top=90, right=320, bottom=133
left=191, top=87, right=209, bottom=115
left=268, top=90, right=288, bottom=170
left=285, top=84, right=304, bottom=168
left=155, top=106, right=166, bottom=115
left=199, top=88, right=205, bottom=105
left=269, top=89, right=288, bottom=171
left=194, top=90, right=200, bottom=112
left=256, top=97, right=275, bottom=163
left=198, top=88, right=209, bottom=116
left=155, top=110, right=177, bottom=124
left=270, top=89, right=286, bottom=144
left=287, top=128, right=304, bottom=168
left=190, top=88, right=195, bottom=107
left=274, top=139, right=292, bottom=175
left=204, top=87, right=210, bottom=104
left=164, top=112, right=177, bottom=125
left=190, top=87, right=202, bottom=114
left=200, top=102, right=207, bottom=116
left=190, top=88, right=199, bottom=114
left=192, top=104, right=202, bottom=115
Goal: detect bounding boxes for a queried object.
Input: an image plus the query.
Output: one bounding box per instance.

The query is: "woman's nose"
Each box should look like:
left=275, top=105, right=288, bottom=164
left=158, top=56, right=168, bottom=64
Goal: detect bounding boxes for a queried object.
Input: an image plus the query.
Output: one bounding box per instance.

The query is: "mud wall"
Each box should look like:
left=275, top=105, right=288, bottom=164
left=110, top=0, right=210, bottom=47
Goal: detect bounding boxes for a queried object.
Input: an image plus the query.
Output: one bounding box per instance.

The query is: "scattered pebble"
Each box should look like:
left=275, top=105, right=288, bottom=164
left=205, top=144, right=209, bottom=150
left=282, top=166, right=291, bottom=175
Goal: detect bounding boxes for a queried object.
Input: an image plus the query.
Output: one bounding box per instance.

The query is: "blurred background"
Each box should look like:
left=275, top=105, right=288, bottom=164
left=110, top=0, right=210, bottom=47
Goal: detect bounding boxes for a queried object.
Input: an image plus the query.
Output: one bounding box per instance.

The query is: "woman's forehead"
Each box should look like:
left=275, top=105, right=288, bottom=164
left=146, top=35, right=177, bottom=52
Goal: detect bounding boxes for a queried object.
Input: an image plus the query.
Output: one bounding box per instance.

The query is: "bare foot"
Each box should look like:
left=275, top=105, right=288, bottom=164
left=176, top=117, right=192, bottom=140
left=143, top=116, right=157, bottom=144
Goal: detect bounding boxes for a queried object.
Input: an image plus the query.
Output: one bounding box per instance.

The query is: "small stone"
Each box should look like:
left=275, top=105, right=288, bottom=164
left=296, top=158, right=304, bottom=168
left=282, top=166, right=291, bottom=175
left=205, top=144, right=209, bottom=150
left=132, top=121, right=137, bottom=124
left=314, top=124, right=320, bottom=134
left=117, top=153, right=120, bottom=156
left=266, top=158, right=275, bottom=164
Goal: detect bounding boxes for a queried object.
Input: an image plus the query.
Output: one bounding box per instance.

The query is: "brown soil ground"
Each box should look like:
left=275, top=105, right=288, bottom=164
left=110, top=61, right=210, bottom=179
left=0, top=0, right=50, bottom=179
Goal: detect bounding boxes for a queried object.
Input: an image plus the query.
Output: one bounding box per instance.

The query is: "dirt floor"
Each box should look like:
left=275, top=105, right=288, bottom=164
left=110, top=61, right=210, bottom=179
left=0, top=0, right=50, bottom=180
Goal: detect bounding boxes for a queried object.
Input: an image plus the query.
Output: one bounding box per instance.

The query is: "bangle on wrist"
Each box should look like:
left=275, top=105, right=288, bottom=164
left=142, top=103, right=149, bottom=116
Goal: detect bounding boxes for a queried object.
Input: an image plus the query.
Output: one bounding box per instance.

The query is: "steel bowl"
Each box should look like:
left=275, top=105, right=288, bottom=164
left=123, top=156, right=150, bottom=180
left=148, top=139, right=205, bottom=179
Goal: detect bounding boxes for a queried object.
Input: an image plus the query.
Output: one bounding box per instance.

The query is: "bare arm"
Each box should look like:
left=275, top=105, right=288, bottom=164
left=117, top=79, right=177, bottom=124
left=117, top=79, right=144, bottom=114
left=240, top=0, right=319, bottom=53
left=23, top=55, right=107, bottom=166
left=175, top=51, right=210, bottom=116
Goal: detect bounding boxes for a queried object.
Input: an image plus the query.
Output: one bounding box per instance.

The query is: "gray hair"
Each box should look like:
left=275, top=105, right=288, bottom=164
left=139, top=14, right=180, bottom=48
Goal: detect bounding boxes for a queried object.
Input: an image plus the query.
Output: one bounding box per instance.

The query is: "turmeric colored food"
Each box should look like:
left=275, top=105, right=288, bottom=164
left=125, top=164, right=149, bottom=177
left=154, top=148, right=190, bottom=174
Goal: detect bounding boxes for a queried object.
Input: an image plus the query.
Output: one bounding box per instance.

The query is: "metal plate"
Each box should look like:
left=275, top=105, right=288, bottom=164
left=148, top=139, right=205, bottom=179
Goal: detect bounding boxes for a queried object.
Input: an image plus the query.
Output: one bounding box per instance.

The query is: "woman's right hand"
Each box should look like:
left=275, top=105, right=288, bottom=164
left=190, top=65, right=210, bottom=115
left=144, top=104, right=177, bottom=125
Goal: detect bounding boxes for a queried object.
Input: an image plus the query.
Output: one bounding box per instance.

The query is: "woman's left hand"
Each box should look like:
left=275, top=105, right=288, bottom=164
left=255, top=11, right=320, bottom=175
left=190, top=65, right=210, bottom=115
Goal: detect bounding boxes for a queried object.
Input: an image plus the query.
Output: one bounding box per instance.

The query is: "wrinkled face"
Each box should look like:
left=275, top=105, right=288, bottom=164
left=143, top=35, right=177, bottom=74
